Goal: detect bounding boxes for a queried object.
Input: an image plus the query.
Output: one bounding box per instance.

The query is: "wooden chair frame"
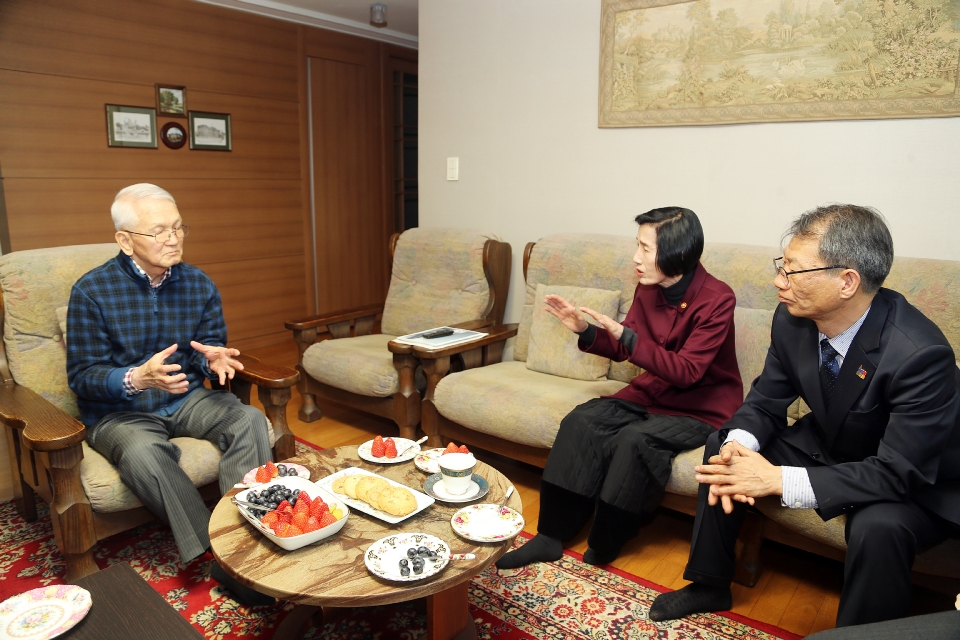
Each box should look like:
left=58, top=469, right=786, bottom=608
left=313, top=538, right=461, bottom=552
left=285, top=232, right=511, bottom=440
left=1, top=285, right=299, bottom=582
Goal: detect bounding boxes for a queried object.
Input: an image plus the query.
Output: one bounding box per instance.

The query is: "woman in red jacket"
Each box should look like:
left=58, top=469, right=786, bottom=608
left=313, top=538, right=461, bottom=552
left=497, top=207, right=743, bottom=569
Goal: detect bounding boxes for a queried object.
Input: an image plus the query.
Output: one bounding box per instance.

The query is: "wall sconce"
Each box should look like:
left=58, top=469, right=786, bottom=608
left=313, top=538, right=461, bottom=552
left=370, top=3, right=387, bottom=28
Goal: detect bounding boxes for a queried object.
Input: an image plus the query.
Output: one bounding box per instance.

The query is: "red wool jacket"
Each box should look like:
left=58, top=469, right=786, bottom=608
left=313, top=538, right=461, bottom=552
left=580, top=263, right=743, bottom=429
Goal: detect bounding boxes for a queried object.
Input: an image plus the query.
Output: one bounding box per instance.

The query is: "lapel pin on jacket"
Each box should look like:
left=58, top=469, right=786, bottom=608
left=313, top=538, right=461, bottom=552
left=856, top=366, right=867, bottom=380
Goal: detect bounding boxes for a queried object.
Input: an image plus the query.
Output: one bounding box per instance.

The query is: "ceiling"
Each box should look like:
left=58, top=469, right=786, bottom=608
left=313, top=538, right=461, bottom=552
left=195, top=0, right=419, bottom=48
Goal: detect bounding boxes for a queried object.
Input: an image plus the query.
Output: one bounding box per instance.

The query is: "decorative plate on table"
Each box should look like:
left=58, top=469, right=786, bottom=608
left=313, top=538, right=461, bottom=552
left=365, top=533, right=450, bottom=582
left=423, top=473, right=489, bottom=503
left=451, top=504, right=525, bottom=542
left=241, top=463, right=309, bottom=486
left=414, top=448, right=446, bottom=474
left=357, top=437, right=421, bottom=464
left=0, top=585, right=92, bottom=640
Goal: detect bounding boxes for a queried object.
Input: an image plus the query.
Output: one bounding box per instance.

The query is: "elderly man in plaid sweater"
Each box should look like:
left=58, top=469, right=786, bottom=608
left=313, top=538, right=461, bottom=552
left=67, top=183, right=274, bottom=605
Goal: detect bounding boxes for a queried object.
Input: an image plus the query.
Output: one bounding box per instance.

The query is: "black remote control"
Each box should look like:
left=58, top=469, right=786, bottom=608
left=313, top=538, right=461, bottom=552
left=422, top=328, right=455, bottom=339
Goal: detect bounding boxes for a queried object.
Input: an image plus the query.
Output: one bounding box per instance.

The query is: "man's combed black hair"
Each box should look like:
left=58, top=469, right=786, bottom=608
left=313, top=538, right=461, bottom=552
left=634, top=207, right=704, bottom=277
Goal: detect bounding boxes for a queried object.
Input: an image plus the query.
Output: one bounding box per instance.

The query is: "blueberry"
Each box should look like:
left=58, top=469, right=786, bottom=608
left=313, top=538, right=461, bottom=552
left=412, top=563, right=423, bottom=575
left=417, top=546, right=430, bottom=557
left=277, top=464, right=287, bottom=476
left=406, top=548, right=417, bottom=559
left=399, top=558, right=408, bottom=567
left=412, top=557, right=424, bottom=568
left=400, top=566, right=411, bottom=576
left=292, top=489, right=301, bottom=498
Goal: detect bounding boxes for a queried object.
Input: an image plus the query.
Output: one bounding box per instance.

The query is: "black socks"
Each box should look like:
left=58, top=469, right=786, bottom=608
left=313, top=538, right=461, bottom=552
left=648, top=583, right=732, bottom=622
left=210, top=561, right=276, bottom=607
left=495, top=534, right=563, bottom=570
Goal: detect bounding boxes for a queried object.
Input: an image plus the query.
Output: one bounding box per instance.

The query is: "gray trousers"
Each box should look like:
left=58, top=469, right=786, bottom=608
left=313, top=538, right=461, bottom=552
left=88, top=388, right=272, bottom=562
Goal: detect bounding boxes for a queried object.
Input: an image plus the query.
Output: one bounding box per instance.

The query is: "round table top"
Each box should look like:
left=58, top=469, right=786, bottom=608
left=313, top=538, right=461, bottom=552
left=209, top=446, right=523, bottom=607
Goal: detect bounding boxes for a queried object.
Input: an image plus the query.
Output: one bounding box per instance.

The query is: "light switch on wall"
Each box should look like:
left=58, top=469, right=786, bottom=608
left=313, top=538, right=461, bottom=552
left=446, top=157, right=459, bottom=181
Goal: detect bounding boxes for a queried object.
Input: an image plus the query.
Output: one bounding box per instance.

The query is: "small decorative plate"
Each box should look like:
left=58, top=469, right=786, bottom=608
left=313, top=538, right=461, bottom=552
left=414, top=448, right=446, bottom=474
left=357, top=438, right=421, bottom=464
left=423, top=473, right=489, bottom=503
left=0, top=585, right=92, bottom=640
left=365, top=533, right=450, bottom=582
left=241, top=463, right=309, bottom=486
left=451, top=504, right=525, bottom=542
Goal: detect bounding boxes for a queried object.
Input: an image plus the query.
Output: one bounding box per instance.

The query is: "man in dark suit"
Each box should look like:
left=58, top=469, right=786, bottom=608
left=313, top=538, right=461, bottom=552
left=649, top=204, right=960, bottom=628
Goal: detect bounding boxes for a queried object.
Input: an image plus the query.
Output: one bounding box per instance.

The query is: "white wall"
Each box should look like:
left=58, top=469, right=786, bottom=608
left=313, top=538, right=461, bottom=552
left=419, top=1, right=960, bottom=325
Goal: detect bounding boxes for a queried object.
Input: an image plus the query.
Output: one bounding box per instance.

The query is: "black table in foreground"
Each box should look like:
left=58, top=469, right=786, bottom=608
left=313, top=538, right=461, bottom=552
left=66, top=561, right=204, bottom=640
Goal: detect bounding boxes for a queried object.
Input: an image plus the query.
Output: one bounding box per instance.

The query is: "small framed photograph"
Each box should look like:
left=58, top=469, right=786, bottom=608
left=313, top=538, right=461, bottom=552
left=189, top=111, right=231, bottom=151
left=160, top=121, right=187, bottom=149
left=105, top=105, right=157, bottom=148
left=156, top=84, right=186, bottom=117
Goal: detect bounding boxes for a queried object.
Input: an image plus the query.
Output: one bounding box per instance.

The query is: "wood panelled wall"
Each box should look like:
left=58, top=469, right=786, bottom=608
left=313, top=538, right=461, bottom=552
left=0, top=0, right=415, bottom=350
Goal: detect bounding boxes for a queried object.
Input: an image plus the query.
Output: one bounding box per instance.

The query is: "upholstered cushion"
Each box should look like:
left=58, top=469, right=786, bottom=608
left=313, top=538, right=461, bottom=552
left=381, top=228, right=498, bottom=337
left=433, top=360, right=627, bottom=449
left=734, top=307, right=773, bottom=400
left=885, top=255, right=960, bottom=362
left=80, top=420, right=277, bottom=513
left=55, top=306, right=68, bottom=344
left=755, top=497, right=848, bottom=551
left=0, top=244, right=117, bottom=416
left=302, top=334, right=400, bottom=397
left=526, top=285, right=620, bottom=381
left=665, top=446, right=705, bottom=497
left=700, top=243, right=782, bottom=312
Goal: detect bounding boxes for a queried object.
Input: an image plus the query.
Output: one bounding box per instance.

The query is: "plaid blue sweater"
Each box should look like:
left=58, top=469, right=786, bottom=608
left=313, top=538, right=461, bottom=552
left=67, top=253, right=225, bottom=427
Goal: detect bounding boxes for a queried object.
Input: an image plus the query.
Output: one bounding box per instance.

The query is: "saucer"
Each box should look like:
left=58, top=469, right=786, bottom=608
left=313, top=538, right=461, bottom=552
left=451, top=504, right=525, bottom=542
left=423, top=473, right=489, bottom=503
left=0, top=585, right=92, bottom=640
left=414, top=448, right=446, bottom=474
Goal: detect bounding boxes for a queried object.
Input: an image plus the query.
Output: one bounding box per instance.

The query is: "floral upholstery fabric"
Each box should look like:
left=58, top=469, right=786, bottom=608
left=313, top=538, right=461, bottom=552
left=526, top=285, right=620, bottom=381
left=302, top=334, right=401, bottom=398
left=434, top=361, right=626, bottom=449
left=700, top=243, right=782, bottom=312
left=664, top=447, right=704, bottom=497
left=733, top=307, right=774, bottom=399
left=381, top=228, right=499, bottom=337
left=884, top=255, right=960, bottom=362
left=0, top=244, right=117, bottom=416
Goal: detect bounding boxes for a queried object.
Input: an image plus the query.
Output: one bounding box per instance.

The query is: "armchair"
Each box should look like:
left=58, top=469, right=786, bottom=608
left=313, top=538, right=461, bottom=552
left=285, top=228, right=511, bottom=440
left=0, top=244, right=298, bottom=581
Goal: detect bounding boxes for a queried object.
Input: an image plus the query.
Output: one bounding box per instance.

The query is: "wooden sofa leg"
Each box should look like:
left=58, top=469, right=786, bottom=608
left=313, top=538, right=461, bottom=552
left=7, top=427, right=38, bottom=521
left=296, top=366, right=323, bottom=423
left=393, top=353, right=421, bottom=441
left=260, top=386, right=296, bottom=461
left=420, top=357, right=451, bottom=448
left=46, top=446, right=99, bottom=582
left=733, top=508, right=764, bottom=587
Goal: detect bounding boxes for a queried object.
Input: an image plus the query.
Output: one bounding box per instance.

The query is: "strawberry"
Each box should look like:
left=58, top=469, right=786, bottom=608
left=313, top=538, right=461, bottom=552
left=458, top=444, right=470, bottom=454
left=270, top=519, right=283, bottom=533
left=317, top=511, right=338, bottom=528
left=261, top=511, right=279, bottom=526
left=278, top=523, right=303, bottom=538
left=444, top=442, right=459, bottom=454
left=292, top=512, right=310, bottom=532
left=309, top=497, right=329, bottom=519
left=277, top=511, right=292, bottom=524
left=265, top=461, right=278, bottom=478
left=293, top=497, right=310, bottom=515
left=277, top=499, right=292, bottom=513
left=298, top=491, right=311, bottom=504
left=303, top=517, right=321, bottom=533
left=255, top=466, right=271, bottom=483
left=384, top=438, right=398, bottom=458
left=371, top=435, right=386, bottom=458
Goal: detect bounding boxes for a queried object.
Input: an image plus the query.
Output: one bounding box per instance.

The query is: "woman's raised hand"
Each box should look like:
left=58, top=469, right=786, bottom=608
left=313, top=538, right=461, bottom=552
left=543, top=294, right=588, bottom=333
left=580, top=307, right=624, bottom=340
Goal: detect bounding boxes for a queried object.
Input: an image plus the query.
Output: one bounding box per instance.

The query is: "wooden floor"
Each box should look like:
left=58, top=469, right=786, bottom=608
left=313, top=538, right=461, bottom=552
left=245, top=339, right=955, bottom=637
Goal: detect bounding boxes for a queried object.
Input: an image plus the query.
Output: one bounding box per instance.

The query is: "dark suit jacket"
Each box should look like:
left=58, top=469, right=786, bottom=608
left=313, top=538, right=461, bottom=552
left=725, top=288, right=960, bottom=524
left=582, top=263, right=743, bottom=429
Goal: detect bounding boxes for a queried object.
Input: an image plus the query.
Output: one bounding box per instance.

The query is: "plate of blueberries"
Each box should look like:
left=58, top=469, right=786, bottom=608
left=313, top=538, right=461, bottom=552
left=364, top=533, right=450, bottom=582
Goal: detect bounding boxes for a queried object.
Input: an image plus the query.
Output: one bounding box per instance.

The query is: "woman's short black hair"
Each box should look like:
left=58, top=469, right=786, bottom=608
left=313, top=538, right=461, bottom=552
left=634, top=207, right=704, bottom=277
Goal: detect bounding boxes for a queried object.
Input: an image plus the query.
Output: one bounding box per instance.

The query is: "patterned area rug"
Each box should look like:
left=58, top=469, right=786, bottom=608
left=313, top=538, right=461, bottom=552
left=1, top=443, right=800, bottom=639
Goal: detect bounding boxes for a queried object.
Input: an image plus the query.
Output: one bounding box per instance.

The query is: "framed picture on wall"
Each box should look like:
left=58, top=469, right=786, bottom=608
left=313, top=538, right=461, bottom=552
left=156, top=84, right=186, bottom=117
left=160, top=121, right=187, bottom=149
left=105, top=105, right=157, bottom=148
left=189, top=111, right=231, bottom=151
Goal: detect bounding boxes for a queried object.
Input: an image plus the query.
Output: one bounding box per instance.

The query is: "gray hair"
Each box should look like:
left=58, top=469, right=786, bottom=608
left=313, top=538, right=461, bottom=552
left=784, top=204, right=894, bottom=295
left=110, top=183, right=177, bottom=231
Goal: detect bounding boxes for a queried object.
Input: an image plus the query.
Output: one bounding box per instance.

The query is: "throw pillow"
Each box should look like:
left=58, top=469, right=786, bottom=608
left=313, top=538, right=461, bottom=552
left=526, top=284, right=620, bottom=381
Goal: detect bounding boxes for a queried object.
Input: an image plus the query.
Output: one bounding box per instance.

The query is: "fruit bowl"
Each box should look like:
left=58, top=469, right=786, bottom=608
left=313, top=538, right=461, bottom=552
left=234, top=476, right=349, bottom=551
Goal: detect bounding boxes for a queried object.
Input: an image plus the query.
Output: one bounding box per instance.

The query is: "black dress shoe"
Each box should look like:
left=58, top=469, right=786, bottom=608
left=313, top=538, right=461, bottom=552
left=210, top=561, right=276, bottom=607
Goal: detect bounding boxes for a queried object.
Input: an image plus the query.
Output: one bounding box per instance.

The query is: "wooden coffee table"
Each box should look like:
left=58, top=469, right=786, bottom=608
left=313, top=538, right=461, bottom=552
left=209, top=446, right=522, bottom=640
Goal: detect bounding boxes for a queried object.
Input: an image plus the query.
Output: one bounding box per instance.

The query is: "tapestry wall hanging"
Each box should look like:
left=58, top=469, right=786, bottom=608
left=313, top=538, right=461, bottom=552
left=599, top=0, right=960, bottom=127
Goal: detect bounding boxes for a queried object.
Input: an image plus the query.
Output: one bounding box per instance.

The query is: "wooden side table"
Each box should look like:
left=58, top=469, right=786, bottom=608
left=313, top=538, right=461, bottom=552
left=209, top=446, right=522, bottom=640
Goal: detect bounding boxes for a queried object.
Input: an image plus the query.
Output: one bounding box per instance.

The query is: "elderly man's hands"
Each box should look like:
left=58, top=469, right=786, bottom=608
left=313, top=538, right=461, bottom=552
left=190, top=341, right=244, bottom=386
left=695, top=441, right=783, bottom=514
left=131, top=343, right=190, bottom=393
left=544, top=294, right=624, bottom=339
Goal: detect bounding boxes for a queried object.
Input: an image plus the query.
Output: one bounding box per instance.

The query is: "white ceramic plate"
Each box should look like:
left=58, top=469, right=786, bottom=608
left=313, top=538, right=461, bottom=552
left=414, top=448, right=446, bottom=474
left=364, top=533, right=450, bottom=582
left=0, top=585, right=92, bottom=640
left=451, top=504, right=525, bottom=542
left=241, top=463, right=310, bottom=486
left=357, top=438, right=421, bottom=464
left=317, top=467, right=435, bottom=524
left=422, top=473, right=489, bottom=503
left=235, top=476, right=349, bottom=551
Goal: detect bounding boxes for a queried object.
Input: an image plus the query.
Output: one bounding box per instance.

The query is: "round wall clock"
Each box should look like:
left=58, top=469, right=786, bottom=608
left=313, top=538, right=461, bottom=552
left=160, top=121, right=187, bottom=149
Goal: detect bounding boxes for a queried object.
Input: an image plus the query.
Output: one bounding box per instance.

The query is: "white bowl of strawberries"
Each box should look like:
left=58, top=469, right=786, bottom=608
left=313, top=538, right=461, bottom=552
left=234, top=476, right=349, bottom=551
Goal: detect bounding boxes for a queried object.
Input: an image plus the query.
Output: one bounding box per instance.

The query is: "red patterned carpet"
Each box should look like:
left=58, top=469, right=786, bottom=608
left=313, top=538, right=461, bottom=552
left=1, top=445, right=801, bottom=639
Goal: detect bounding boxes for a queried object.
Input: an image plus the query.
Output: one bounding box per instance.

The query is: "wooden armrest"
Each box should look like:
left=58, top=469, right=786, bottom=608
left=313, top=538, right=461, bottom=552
left=411, top=324, right=518, bottom=359
left=0, top=383, right=86, bottom=452
left=233, top=355, right=299, bottom=389
left=284, top=304, right=384, bottom=331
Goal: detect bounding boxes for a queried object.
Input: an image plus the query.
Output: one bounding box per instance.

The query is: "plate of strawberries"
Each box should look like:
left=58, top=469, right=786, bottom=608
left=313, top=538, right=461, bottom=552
left=415, top=441, right=470, bottom=474
left=242, top=461, right=310, bottom=486
left=357, top=435, right=421, bottom=464
left=234, top=476, right=348, bottom=551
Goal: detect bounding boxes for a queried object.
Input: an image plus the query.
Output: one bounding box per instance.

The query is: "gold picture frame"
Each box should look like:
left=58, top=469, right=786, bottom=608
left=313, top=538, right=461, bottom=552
left=599, top=0, right=960, bottom=127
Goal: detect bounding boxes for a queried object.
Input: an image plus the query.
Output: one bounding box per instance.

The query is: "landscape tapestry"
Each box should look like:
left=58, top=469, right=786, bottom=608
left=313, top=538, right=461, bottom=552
left=599, top=0, right=960, bottom=126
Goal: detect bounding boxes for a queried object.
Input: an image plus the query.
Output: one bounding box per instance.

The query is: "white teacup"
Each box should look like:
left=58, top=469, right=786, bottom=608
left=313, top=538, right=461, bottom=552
left=438, top=452, right=477, bottom=495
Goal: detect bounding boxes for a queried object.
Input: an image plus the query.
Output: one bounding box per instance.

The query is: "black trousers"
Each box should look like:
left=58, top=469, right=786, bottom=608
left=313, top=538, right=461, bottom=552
left=684, top=430, right=954, bottom=628
left=542, top=398, right=714, bottom=515
left=806, top=610, right=960, bottom=639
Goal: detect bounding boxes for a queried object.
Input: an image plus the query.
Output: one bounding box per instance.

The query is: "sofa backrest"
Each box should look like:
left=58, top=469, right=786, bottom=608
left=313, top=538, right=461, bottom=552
left=381, top=227, right=500, bottom=337
left=0, top=243, right=118, bottom=417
